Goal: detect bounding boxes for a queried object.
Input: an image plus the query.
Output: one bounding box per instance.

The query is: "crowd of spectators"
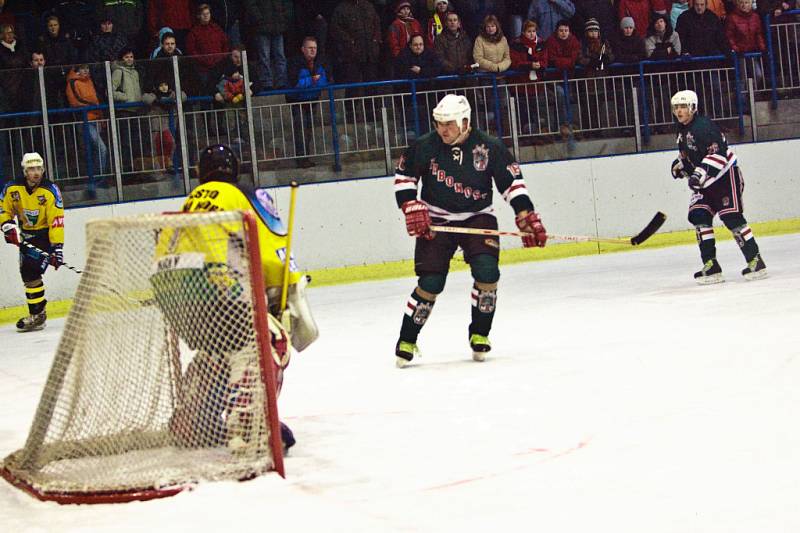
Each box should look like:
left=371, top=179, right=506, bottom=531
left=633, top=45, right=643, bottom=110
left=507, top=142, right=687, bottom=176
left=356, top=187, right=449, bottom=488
left=0, top=0, right=794, bottom=121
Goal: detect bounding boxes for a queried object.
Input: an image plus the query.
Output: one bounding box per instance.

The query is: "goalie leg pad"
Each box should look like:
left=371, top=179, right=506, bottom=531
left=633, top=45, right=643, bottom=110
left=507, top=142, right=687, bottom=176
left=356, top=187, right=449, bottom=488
left=285, top=275, right=319, bottom=352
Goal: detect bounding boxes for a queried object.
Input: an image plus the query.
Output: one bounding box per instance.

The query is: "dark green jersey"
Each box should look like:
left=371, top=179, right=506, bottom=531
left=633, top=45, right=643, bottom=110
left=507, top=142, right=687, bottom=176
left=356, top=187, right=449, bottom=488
left=676, top=114, right=737, bottom=189
left=394, top=128, right=534, bottom=221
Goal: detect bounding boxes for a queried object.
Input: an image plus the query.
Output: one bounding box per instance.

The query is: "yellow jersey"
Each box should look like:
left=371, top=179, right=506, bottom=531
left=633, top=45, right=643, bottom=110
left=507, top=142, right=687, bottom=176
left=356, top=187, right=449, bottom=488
left=0, top=178, right=65, bottom=245
left=177, top=180, right=302, bottom=288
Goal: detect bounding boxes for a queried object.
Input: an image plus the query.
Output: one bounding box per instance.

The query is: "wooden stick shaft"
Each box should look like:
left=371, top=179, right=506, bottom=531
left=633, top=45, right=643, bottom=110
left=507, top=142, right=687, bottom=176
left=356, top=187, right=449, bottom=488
left=429, top=225, right=629, bottom=245
left=280, top=182, right=299, bottom=313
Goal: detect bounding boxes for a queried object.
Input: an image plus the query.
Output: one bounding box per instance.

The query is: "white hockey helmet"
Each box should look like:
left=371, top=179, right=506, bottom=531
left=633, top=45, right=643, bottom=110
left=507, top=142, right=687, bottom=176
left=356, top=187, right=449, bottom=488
left=433, top=94, right=471, bottom=130
left=671, top=90, right=698, bottom=113
left=21, top=152, right=45, bottom=170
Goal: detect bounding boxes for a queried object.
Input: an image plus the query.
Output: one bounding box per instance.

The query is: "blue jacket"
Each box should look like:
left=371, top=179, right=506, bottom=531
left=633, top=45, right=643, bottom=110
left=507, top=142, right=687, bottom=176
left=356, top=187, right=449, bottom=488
left=287, top=55, right=331, bottom=102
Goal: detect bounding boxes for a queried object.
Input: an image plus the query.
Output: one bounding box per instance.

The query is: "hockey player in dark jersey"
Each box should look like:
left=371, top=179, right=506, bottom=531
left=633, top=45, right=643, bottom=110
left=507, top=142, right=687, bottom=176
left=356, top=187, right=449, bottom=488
left=670, top=90, right=767, bottom=284
left=393, top=94, right=547, bottom=367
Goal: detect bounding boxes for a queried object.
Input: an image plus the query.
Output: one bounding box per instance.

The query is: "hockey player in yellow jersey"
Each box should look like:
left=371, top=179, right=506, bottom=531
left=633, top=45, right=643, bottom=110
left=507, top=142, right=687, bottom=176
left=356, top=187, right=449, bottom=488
left=1, top=153, right=65, bottom=331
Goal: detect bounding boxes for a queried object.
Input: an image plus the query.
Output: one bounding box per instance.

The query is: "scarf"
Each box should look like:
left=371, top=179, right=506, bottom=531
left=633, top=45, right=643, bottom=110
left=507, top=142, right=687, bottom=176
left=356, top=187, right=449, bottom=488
left=1, top=39, right=16, bottom=53
left=432, top=13, right=443, bottom=36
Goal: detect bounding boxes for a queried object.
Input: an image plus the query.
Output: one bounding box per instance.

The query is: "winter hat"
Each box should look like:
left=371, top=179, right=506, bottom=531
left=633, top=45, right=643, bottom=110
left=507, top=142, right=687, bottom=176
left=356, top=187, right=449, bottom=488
left=584, top=18, right=600, bottom=33
left=435, top=0, right=449, bottom=5
left=395, top=1, right=412, bottom=14
left=620, top=17, right=635, bottom=30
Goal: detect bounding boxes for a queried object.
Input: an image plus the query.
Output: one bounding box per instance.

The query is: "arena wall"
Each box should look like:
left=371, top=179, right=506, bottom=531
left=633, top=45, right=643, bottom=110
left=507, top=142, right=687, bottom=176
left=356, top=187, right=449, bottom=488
left=1, top=140, right=798, bottom=309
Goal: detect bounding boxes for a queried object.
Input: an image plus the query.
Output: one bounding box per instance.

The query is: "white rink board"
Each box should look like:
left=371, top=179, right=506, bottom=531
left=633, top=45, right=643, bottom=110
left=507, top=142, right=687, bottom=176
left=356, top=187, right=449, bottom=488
left=0, top=139, right=798, bottom=308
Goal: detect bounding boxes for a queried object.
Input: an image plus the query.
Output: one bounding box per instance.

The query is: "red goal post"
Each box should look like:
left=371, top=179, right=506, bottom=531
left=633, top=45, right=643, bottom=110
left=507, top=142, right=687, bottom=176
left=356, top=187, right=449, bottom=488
left=1, top=210, right=284, bottom=504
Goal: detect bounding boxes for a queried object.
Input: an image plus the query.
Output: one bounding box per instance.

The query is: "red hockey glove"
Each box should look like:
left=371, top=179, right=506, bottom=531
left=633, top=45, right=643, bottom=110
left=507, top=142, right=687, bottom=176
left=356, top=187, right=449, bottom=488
left=49, top=244, right=64, bottom=270
left=515, top=211, right=547, bottom=248
left=401, top=200, right=434, bottom=240
left=2, top=221, right=19, bottom=245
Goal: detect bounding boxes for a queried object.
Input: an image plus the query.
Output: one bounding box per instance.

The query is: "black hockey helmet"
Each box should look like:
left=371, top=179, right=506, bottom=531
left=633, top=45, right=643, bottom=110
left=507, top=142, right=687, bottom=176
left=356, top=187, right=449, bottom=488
left=198, top=144, right=239, bottom=184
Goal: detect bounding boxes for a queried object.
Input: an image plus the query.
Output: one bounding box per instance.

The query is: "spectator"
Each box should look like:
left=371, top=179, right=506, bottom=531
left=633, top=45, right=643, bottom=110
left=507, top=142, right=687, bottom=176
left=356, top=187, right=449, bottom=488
left=434, top=10, right=474, bottom=75
left=0, top=23, right=26, bottom=112
left=186, top=3, right=230, bottom=92
left=204, top=0, right=245, bottom=46
left=66, top=64, right=109, bottom=177
left=243, top=0, right=293, bottom=91
left=287, top=36, right=330, bottom=168
left=510, top=19, right=548, bottom=80
left=426, top=0, right=450, bottom=47
left=88, top=13, right=129, bottom=65
left=329, top=0, right=381, bottom=100
left=618, top=0, right=651, bottom=42
left=473, top=14, right=511, bottom=73
left=37, top=15, right=76, bottom=67
left=147, top=0, right=193, bottom=52
left=671, top=0, right=690, bottom=29
left=705, top=0, right=729, bottom=21
left=613, top=16, right=646, bottom=64
left=96, top=0, right=144, bottom=52
left=573, top=0, right=618, bottom=44
left=23, top=50, right=63, bottom=113
left=147, top=29, right=198, bottom=96
left=544, top=19, right=580, bottom=76
left=111, top=47, right=143, bottom=110
left=213, top=46, right=251, bottom=105
left=758, top=0, right=794, bottom=22
left=675, top=0, right=727, bottom=57
left=45, top=1, right=95, bottom=61
left=644, top=13, right=681, bottom=59
left=111, top=46, right=144, bottom=170
left=451, top=0, right=507, bottom=40
left=725, top=0, right=766, bottom=54
left=293, top=0, right=338, bottom=58
left=142, top=64, right=186, bottom=173
left=528, top=0, right=576, bottom=41
left=395, top=32, right=443, bottom=78
left=579, top=18, right=614, bottom=75
left=150, top=27, right=183, bottom=58
left=387, top=1, right=423, bottom=60
left=508, top=0, right=531, bottom=40
left=0, top=1, right=16, bottom=36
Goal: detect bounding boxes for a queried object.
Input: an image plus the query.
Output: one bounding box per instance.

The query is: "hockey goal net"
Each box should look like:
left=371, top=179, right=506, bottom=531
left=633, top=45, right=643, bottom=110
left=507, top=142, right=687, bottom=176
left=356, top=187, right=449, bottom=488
left=0, top=211, right=284, bottom=503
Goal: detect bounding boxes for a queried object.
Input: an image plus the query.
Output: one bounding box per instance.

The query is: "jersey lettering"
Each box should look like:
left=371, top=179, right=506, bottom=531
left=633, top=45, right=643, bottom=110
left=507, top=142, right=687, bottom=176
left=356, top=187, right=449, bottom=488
left=51, top=216, right=64, bottom=228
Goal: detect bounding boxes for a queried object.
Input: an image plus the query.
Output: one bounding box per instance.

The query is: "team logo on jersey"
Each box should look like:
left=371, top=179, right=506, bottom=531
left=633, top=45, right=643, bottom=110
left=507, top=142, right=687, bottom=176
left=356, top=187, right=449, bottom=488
left=451, top=147, right=463, bottom=165
left=707, top=142, right=719, bottom=155
left=37, top=195, right=46, bottom=206
left=685, top=132, right=696, bottom=151
left=10, top=191, right=20, bottom=202
left=472, top=144, right=489, bottom=171
left=51, top=216, right=64, bottom=228
left=23, top=209, right=39, bottom=226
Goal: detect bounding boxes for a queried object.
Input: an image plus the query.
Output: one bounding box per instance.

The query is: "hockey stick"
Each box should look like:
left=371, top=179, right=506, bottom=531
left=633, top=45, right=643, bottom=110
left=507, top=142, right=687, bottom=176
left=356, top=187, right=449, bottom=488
left=279, top=182, right=299, bottom=317
left=18, top=241, right=83, bottom=274
left=430, top=212, right=667, bottom=246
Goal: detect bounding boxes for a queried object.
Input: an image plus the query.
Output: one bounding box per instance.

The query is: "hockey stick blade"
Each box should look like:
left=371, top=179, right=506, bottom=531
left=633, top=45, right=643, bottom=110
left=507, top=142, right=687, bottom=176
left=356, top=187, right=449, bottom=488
left=630, top=212, right=667, bottom=245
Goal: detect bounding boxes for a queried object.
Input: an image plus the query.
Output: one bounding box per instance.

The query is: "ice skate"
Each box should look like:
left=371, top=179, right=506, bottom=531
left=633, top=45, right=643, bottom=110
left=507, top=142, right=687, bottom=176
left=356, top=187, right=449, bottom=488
left=469, top=334, right=491, bottom=362
left=16, top=312, right=46, bottom=332
left=694, top=259, right=724, bottom=285
left=395, top=340, right=419, bottom=368
left=742, top=254, right=767, bottom=281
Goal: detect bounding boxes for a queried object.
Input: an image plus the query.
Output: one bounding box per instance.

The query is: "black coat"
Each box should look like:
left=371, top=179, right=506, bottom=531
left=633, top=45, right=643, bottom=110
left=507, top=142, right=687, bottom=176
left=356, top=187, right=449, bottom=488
left=394, top=46, right=443, bottom=79
left=675, top=9, right=727, bottom=57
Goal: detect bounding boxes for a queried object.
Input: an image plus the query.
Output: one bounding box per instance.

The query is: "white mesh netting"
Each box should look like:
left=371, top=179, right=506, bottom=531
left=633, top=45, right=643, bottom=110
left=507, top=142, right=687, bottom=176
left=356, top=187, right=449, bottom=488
left=1, top=211, right=280, bottom=501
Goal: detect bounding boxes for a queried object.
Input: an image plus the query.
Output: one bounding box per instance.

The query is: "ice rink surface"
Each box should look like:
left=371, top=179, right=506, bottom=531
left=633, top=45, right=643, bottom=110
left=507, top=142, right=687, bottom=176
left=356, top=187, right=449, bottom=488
left=1, top=234, right=799, bottom=533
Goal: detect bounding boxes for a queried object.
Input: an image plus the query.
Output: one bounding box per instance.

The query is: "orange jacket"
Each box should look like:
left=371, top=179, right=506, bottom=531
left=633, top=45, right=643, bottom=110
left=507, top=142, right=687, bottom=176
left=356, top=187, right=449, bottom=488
left=66, top=69, right=103, bottom=121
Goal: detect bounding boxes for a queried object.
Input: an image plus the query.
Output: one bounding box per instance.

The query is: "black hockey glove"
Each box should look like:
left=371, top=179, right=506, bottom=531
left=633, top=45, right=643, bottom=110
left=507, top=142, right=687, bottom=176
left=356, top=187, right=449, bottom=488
left=671, top=158, right=690, bottom=179
left=687, top=168, right=707, bottom=191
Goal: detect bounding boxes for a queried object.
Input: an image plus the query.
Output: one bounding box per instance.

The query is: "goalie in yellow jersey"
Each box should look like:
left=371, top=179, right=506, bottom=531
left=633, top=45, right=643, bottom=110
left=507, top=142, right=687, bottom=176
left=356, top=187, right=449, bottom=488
left=153, top=144, right=318, bottom=453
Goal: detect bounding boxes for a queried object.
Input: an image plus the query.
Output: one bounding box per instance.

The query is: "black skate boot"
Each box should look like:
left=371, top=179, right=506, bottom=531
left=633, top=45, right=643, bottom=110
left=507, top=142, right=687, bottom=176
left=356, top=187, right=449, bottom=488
left=469, top=334, right=491, bottom=362
left=741, top=254, right=767, bottom=281
left=694, top=259, right=723, bottom=285
left=16, top=312, right=46, bottom=332
left=395, top=340, right=419, bottom=368
left=280, top=421, right=296, bottom=453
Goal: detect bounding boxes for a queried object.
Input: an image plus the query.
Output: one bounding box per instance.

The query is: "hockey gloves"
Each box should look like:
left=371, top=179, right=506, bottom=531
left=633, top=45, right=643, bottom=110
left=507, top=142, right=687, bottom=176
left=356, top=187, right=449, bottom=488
left=49, top=244, right=64, bottom=270
left=671, top=158, right=691, bottom=180
left=688, top=168, right=707, bottom=191
left=515, top=211, right=547, bottom=248
left=402, top=200, right=434, bottom=240
left=2, top=221, right=19, bottom=245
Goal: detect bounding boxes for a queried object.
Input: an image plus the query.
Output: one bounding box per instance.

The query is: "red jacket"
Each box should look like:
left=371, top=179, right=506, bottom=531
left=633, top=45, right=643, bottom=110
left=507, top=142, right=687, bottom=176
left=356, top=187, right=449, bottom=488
left=186, top=22, right=230, bottom=69
left=148, top=0, right=194, bottom=35
left=544, top=33, right=580, bottom=76
left=618, top=0, right=651, bottom=40
left=386, top=18, right=423, bottom=58
left=724, top=10, right=766, bottom=53
left=510, top=35, right=548, bottom=71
